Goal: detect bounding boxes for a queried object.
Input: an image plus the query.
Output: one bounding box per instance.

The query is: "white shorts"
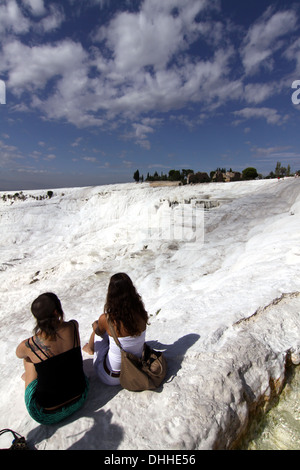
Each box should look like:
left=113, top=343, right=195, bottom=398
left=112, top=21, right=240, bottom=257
left=93, top=333, right=121, bottom=386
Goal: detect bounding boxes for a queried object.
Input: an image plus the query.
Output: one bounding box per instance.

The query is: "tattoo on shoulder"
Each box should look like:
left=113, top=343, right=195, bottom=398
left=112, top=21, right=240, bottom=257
left=29, top=335, right=55, bottom=358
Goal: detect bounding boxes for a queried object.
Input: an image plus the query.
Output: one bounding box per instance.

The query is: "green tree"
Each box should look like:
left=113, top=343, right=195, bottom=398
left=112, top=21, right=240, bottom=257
left=275, top=162, right=282, bottom=177
left=280, top=166, right=287, bottom=176
left=168, top=169, right=181, bottom=181
left=181, top=168, right=193, bottom=179
left=133, top=169, right=140, bottom=182
left=189, top=172, right=210, bottom=183
left=242, top=167, right=258, bottom=180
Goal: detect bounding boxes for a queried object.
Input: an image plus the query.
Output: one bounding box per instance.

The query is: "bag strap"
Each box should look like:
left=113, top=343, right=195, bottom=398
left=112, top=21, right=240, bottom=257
left=106, top=315, right=123, bottom=351
left=0, top=429, right=22, bottom=440
left=0, top=429, right=27, bottom=450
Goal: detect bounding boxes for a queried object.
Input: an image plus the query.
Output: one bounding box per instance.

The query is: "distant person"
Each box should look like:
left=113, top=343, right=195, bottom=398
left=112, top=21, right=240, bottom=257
left=83, top=273, right=149, bottom=385
left=16, top=293, right=89, bottom=425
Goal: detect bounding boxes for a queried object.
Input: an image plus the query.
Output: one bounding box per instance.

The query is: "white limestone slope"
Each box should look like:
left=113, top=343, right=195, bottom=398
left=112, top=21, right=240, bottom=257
left=0, top=177, right=299, bottom=449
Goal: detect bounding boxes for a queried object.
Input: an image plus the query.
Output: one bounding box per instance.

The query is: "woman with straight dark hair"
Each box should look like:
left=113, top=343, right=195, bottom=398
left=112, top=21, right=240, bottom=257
left=16, top=293, right=89, bottom=425
left=83, top=273, right=149, bottom=385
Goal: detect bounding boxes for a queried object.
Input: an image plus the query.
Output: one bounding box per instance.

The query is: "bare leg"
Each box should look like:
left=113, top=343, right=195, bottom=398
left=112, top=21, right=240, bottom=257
left=83, top=331, right=95, bottom=355
left=22, top=358, right=37, bottom=389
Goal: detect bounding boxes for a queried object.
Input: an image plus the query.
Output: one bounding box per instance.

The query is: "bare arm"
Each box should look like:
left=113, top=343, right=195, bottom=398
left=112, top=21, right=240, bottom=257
left=93, top=313, right=107, bottom=337
left=16, top=340, right=30, bottom=359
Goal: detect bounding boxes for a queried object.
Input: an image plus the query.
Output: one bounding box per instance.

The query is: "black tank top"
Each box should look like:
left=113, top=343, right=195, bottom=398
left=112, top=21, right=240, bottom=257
left=27, top=321, right=86, bottom=408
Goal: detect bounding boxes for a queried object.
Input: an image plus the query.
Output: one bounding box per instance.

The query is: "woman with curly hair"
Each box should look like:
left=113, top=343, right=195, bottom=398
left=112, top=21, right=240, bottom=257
left=83, top=273, right=149, bottom=385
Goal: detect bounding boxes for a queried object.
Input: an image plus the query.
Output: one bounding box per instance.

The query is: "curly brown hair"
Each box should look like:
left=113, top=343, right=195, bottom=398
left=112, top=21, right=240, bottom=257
left=104, top=273, right=149, bottom=336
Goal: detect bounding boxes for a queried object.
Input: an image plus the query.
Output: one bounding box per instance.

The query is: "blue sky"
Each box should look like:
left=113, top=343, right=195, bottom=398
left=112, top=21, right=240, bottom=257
left=1, top=0, right=300, bottom=190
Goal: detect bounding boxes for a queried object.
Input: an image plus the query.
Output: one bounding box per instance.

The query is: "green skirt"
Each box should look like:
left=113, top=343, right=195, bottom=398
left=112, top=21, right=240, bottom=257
left=25, top=376, right=89, bottom=425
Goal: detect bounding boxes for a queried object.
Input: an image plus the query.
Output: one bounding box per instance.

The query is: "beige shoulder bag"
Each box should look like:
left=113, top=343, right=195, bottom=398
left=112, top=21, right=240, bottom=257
left=107, top=318, right=167, bottom=392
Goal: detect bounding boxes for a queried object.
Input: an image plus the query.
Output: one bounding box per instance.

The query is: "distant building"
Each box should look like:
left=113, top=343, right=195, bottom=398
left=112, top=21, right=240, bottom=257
left=224, top=171, right=241, bottom=182
left=186, top=170, right=242, bottom=184
left=211, top=171, right=241, bottom=182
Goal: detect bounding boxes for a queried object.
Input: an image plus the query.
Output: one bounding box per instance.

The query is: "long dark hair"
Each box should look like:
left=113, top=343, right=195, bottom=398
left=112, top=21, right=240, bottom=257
left=104, top=273, right=148, bottom=336
left=31, top=292, right=64, bottom=340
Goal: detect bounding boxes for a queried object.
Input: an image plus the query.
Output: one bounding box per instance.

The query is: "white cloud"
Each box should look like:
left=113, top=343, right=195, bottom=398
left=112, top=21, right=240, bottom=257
left=241, top=7, right=298, bottom=75
left=83, top=156, right=97, bottom=163
left=133, top=123, right=154, bottom=140
left=0, top=0, right=30, bottom=35
left=251, top=145, right=292, bottom=156
left=1, top=39, right=87, bottom=93
left=244, top=82, right=275, bottom=104
left=85, top=1, right=243, bottom=125
left=0, top=0, right=65, bottom=38
left=93, top=0, right=213, bottom=75
left=38, top=4, right=65, bottom=32
left=250, top=145, right=300, bottom=167
left=122, top=160, right=133, bottom=168
left=121, top=121, right=154, bottom=150
left=0, top=139, right=24, bottom=166
left=233, top=107, right=288, bottom=126
left=22, top=0, right=47, bottom=17
left=71, top=137, right=82, bottom=147
left=1, top=1, right=299, bottom=149
left=284, top=37, right=300, bottom=75
left=16, top=0, right=229, bottom=129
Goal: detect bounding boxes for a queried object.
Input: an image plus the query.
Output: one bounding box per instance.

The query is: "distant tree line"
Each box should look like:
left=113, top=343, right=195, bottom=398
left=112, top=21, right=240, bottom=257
left=135, top=168, right=194, bottom=184
left=266, top=162, right=294, bottom=178
left=1, top=190, right=54, bottom=202
left=133, top=162, right=299, bottom=184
